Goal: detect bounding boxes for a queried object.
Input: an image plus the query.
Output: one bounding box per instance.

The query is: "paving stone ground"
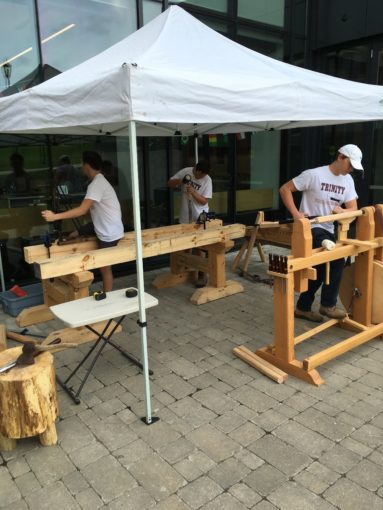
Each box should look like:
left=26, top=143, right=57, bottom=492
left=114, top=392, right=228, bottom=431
left=1, top=248, right=383, bottom=509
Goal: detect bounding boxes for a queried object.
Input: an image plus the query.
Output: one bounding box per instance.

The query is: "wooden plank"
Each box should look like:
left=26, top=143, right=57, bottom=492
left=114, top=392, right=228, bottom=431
left=16, top=305, right=54, bottom=327
left=176, top=253, right=209, bottom=273
left=311, top=209, right=364, bottom=225
left=303, top=321, right=383, bottom=370
left=42, top=320, right=123, bottom=347
left=294, top=319, right=338, bottom=345
left=190, top=280, right=243, bottom=305
left=256, top=348, right=324, bottom=386
left=233, top=345, right=288, bottom=383
left=338, top=317, right=369, bottom=333
left=35, top=224, right=246, bottom=280
left=152, top=272, right=192, bottom=289
left=24, top=221, right=224, bottom=263
left=231, top=237, right=248, bottom=271
left=59, top=271, right=94, bottom=288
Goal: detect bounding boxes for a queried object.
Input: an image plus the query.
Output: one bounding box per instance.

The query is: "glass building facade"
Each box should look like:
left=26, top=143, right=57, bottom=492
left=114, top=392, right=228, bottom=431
left=0, top=0, right=382, bottom=287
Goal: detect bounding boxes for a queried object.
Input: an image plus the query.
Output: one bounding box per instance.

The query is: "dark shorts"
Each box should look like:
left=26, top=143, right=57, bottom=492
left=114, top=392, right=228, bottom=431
left=78, top=222, right=121, bottom=248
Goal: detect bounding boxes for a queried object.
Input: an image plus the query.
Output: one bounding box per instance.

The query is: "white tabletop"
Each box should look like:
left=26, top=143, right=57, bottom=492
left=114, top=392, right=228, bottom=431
left=50, top=288, right=158, bottom=328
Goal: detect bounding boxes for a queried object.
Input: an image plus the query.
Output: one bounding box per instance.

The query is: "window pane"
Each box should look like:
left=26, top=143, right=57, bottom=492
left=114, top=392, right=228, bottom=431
left=171, top=135, right=228, bottom=222
left=143, top=0, right=162, bottom=25
left=236, top=132, right=280, bottom=213
left=37, top=0, right=137, bottom=73
left=237, top=26, right=283, bottom=60
left=238, top=0, right=285, bottom=27
left=0, top=135, right=51, bottom=286
left=0, top=0, right=40, bottom=95
left=147, top=138, right=169, bottom=227
left=169, top=1, right=227, bottom=13
left=370, top=50, right=383, bottom=204
left=324, top=45, right=369, bottom=82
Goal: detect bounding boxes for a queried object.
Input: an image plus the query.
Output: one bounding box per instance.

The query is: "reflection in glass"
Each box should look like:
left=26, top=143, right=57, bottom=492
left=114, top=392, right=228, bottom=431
left=324, top=45, right=369, bottom=83
left=238, top=0, right=284, bottom=27
left=237, top=26, right=283, bottom=60
left=236, top=132, right=280, bottom=212
left=143, top=0, right=162, bottom=25
left=37, top=0, right=137, bottom=73
left=169, top=0, right=227, bottom=13
left=171, top=135, right=229, bottom=221
left=0, top=0, right=40, bottom=95
left=371, top=51, right=383, bottom=204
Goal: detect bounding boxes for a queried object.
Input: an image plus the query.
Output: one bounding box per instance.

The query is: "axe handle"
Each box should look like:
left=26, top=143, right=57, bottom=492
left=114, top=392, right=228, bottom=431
left=6, top=331, right=41, bottom=344
left=35, top=342, right=77, bottom=352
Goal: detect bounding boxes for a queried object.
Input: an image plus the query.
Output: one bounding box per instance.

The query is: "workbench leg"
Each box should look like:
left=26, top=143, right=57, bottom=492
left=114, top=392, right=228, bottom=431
left=152, top=253, right=193, bottom=289
left=256, top=273, right=324, bottom=386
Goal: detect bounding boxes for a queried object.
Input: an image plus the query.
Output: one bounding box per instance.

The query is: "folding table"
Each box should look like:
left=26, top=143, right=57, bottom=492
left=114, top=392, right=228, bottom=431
left=50, top=288, right=158, bottom=405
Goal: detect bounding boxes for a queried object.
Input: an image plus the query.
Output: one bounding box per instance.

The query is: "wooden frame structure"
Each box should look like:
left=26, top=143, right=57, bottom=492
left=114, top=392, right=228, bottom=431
left=234, top=206, right=383, bottom=385
left=22, top=221, right=245, bottom=317
left=231, top=211, right=292, bottom=274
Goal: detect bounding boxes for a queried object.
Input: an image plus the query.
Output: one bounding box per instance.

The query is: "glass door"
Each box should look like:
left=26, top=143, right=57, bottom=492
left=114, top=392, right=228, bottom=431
left=370, top=45, right=383, bottom=205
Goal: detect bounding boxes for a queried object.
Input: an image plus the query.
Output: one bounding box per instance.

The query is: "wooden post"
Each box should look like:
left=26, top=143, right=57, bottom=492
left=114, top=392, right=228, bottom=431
left=292, top=218, right=312, bottom=292
left=353, top=207, right=375, bottom=326
left=274, top=273, right=295, bottom=362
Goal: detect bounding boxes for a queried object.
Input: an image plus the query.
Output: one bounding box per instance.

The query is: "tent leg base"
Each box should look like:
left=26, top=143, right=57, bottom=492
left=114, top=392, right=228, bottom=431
left=141, top=416, right=160, bottom=426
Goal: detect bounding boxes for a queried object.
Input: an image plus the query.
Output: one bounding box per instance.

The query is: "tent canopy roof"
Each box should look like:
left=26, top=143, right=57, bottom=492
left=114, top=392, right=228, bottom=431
left=1, top=6, right=383, bottom=136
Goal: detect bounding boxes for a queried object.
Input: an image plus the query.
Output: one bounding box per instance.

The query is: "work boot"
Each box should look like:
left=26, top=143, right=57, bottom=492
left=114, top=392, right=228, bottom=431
left=195, top=272, right=208, bottom=288
left=294, top=308, right=323, bottom=323
left=319, top=305, right=347, bottom=320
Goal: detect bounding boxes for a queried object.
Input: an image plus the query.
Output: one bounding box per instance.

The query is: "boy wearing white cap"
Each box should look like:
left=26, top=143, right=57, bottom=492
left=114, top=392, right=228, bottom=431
left=280, top=144, right=363, bottom=322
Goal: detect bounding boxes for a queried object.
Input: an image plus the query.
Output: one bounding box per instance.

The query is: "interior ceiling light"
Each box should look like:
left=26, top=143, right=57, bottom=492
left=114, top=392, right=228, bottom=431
left=0, top=23, right=76, bottom=69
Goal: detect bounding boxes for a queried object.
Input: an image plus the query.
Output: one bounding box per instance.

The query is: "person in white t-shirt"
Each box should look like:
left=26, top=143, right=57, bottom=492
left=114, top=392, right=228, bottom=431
left=42, top=151, right=124, bottom=292
left=168, top=161, right=213, bottom=224
left=168, top=160, right=213, bottom=287
left=279, top=144, right=363, bottom=323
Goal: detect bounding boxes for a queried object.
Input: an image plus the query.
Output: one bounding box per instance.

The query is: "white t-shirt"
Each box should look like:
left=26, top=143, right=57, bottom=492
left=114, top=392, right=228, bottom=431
left=293, top=165, right=358, bottom=233
left=171, top=167, right=213, bottom=224
left=85, top=173, right=124, bottom=242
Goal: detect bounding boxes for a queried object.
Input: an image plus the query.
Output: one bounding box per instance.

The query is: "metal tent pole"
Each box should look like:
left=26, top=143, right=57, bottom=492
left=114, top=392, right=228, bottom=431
left=194, top=133, right=199, bottom=164
left=128, top=120, right=155, bottom=425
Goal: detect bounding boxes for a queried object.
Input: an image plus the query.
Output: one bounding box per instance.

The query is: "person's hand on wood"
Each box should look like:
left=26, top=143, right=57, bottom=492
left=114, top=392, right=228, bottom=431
left=293, top=211, right=307, bottom=219
left=41, top=210, right=56, bottom=222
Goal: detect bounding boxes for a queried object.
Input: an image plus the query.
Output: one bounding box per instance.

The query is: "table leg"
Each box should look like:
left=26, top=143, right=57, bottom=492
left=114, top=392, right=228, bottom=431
left=56, top=316, right=154, bottom=404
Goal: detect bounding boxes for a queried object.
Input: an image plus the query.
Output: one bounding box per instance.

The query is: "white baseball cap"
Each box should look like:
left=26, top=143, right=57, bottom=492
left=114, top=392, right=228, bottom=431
left=338, top=144, right=363, bottom=171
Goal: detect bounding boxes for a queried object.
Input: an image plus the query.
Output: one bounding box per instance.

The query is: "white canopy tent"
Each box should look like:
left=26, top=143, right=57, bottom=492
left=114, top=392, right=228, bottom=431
left=1, top=5, right=383, bottom=423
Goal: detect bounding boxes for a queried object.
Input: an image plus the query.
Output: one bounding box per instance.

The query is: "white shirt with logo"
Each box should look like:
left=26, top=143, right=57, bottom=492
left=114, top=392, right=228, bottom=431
left=171, top=167, right=213, bottom=224
left=85, top=173, right=124, bottom=242
left=293, top=165, right=358, bottom=233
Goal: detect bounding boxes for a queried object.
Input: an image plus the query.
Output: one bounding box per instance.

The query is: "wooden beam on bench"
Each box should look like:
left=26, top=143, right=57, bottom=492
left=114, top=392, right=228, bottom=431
left=34, top=224, right=246, bottom=280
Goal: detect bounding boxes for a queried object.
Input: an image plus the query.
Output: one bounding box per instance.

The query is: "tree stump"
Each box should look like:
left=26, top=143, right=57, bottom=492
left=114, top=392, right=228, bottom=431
left=0, top=347, right=58, bottom=451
